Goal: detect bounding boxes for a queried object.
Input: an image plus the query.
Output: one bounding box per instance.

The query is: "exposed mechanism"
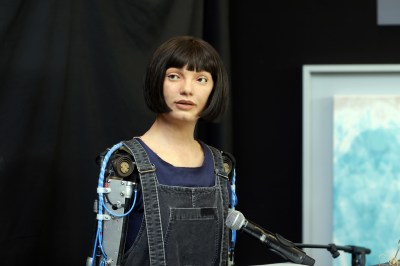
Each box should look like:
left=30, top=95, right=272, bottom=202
left=87, top=143, right=139, bottom=266
left=222, top=151, right=238, bottom=266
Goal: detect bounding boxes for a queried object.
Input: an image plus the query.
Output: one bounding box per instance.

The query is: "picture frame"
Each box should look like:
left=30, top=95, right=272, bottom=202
left=302, top=64, right=400, bottom=265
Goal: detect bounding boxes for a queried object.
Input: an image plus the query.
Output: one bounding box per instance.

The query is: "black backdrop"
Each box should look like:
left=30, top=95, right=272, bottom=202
left=1, top=1, right=400, bottom=265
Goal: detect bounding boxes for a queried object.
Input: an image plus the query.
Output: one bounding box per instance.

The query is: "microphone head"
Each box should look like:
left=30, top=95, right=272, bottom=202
left=226, top=209, right=245, bottom=230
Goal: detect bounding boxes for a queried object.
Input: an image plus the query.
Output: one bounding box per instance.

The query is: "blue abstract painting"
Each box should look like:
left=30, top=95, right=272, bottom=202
left=333, top=95, right=400, bottom=266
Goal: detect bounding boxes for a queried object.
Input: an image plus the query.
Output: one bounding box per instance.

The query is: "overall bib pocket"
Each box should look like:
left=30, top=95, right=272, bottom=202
left=165, top=207, right=220, bottom=265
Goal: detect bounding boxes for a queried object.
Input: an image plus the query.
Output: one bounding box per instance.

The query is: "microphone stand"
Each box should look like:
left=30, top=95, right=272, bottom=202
left=295, top=243, right=371, bottom=266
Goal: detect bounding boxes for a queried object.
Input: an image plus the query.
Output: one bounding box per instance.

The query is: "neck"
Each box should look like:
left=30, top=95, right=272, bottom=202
left=139, top=116, right=203, bottom=167
left=141, top=115, right=198, bottom=145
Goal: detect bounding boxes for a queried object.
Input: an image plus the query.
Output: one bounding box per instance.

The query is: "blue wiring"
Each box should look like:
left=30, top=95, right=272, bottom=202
left=101, top=192, right=137, bottom=217
left=91, top=142, right=138, bottom=266
left=231, top=168, right=238, bottom=207
left=230, top=168, right=238, bottom=253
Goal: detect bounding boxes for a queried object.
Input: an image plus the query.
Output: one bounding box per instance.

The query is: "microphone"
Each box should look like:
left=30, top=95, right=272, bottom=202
left=225, top=209, right=315, bottom=266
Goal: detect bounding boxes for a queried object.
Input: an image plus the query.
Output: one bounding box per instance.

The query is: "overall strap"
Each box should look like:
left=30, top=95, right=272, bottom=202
left=207, top=144, right=229, bottom=200
left=122, top=137, right=166, bottom=266
left=207, top=144, right=230, bottom=266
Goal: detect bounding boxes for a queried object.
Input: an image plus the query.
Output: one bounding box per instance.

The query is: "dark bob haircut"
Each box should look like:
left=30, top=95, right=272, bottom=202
left=143, top=35, right=229, bottom=122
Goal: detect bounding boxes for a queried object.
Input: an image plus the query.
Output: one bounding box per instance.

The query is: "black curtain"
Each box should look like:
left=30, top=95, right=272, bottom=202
left=0, top=1, right=231, bottom=265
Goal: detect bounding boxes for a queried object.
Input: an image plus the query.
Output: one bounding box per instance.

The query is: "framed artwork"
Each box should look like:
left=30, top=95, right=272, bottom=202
left=302, top=64, right=400, bottom=266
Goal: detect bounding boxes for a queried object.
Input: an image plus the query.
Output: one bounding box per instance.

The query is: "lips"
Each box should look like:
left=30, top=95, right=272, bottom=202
left=176, top=100, right=194, bottom=105
left=175, top=100, right=195, bottom=110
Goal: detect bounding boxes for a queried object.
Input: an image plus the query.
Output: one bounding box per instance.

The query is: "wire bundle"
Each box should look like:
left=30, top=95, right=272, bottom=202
left=91, top=142, right=137, bottom=266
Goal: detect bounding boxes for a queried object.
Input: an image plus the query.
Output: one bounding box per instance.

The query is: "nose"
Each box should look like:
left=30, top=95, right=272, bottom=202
left=180, top=79, right=193, bottom=95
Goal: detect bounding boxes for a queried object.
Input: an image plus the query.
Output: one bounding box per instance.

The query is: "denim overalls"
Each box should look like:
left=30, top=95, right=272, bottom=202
left=121, top=137, right=230, bottom=266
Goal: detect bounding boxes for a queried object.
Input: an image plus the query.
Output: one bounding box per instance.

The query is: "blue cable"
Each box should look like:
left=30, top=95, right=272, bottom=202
left=91, top=142, right=125, bottom=266
left=101, top=191, right=137, bottom=217
left=231, top=168, right=238, bottom=207
left=93, top=178, right=138, bottom=265
left=97, top=226, right=107, bottom=260
left=230, top=168, right=238, bottom=254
